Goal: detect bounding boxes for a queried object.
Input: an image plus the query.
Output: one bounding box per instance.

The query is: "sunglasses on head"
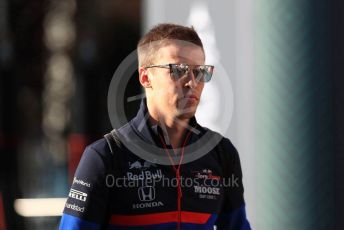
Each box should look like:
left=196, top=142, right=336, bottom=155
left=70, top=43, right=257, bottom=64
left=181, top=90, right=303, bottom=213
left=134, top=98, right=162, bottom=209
left=144, top=63, right=214, bottom=82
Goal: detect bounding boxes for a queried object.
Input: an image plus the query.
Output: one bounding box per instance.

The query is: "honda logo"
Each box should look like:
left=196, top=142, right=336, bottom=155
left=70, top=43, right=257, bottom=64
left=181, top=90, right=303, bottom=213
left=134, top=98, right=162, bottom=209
left=138, top=186, right=155, bottom=202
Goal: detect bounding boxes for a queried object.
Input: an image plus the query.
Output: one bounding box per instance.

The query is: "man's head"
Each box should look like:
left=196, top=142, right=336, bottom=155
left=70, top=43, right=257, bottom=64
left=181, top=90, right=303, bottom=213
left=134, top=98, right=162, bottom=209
left=137, top=23, right=213, bottom=122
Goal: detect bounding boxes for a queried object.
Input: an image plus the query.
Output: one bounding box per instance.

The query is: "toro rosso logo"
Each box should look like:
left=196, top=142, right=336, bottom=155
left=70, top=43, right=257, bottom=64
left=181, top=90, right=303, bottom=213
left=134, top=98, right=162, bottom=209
left=193, top=169, right=221, bottom=180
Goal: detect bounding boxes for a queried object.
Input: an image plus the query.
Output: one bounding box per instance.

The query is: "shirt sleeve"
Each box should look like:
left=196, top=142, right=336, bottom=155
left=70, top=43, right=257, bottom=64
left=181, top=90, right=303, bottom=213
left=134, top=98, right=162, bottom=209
left=59, top=145, right=113, bottom=230
left=215, top=138, right=251, bottom=230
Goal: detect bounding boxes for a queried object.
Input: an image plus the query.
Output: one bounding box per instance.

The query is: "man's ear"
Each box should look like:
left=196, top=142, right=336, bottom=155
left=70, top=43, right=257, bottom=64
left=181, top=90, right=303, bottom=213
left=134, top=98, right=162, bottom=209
left=139, top=67, right=152, bottom=88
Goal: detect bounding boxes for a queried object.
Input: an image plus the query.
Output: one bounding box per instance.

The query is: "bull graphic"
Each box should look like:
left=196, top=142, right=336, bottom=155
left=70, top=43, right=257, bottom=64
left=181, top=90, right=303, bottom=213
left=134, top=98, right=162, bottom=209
left=143, top=161, right=156, bottom=168
left=129, top=161, right=142, bottom=169
left=129, top=160, right=156, bottom=170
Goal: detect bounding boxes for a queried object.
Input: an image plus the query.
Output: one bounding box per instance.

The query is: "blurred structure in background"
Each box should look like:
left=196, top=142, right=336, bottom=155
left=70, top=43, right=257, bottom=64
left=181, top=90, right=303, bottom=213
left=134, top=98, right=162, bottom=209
left=143, top=1, right=343, bottom=229
left=0, top=0, right=344, bottom=229
left=1, top=0, right=141, bottom=229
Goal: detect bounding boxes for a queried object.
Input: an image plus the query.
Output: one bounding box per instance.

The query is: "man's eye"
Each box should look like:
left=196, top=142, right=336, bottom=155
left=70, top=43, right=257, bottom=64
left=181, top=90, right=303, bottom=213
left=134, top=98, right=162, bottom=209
left=171, top=66, right=187, bottom=78
left=177, top=67, right=187, bottom=74
left=195, top=68, right=205, bottom=76
left=192, top=70, right=200, bottom=78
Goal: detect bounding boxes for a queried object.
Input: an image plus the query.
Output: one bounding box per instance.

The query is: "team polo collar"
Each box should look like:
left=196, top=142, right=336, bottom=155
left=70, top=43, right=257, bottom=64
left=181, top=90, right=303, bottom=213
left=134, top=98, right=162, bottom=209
left=131, top=99, right=200, bottom=148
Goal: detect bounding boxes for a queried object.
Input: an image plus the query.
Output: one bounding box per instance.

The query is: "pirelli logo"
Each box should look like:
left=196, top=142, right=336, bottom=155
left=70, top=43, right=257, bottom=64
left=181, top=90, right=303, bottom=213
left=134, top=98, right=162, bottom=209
left=69, top=189, right=87, bottom=202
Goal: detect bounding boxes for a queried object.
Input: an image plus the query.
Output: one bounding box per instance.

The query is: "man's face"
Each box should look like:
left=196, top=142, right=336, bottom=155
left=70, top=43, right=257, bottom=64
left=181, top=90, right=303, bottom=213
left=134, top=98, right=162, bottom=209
left=147, top=42, right=205, bottom=120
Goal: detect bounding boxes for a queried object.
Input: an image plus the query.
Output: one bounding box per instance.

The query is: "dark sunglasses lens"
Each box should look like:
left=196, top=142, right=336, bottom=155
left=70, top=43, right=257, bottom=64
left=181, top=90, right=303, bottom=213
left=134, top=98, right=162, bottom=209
left=193, top=67, right=213, bottom=82
left=193, top=69, right=204, bottom=82
left=171, top=65, right=188, bottom=79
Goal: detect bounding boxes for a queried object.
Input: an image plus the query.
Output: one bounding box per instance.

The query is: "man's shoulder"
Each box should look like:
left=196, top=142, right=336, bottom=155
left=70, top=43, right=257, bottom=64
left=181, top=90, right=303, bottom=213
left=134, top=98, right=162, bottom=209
left=86, top=137, right=108, bottom=152
left=197, top=124, right=227, bottom=142
left=200, top=125, right=237, bottom=154
left=86, top=121, right=133, bottom=152
left=199, top=125, right=222, bottom=138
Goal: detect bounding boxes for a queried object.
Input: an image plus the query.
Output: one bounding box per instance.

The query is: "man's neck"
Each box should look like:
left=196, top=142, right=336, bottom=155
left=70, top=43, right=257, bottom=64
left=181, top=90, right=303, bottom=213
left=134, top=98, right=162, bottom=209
left=147, top=102, right=189, bottom=150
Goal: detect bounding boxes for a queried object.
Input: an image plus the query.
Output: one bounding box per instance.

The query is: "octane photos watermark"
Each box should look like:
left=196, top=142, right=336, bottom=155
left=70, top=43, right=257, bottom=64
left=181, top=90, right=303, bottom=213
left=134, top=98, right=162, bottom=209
left=106, top=39, right=234, bottom=166
left=105, top=173, right=239, bottom=189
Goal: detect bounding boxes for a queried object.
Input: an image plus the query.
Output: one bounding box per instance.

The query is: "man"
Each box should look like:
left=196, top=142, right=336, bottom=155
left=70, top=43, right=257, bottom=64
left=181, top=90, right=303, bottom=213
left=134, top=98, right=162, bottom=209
left=60, top=23, right=251, bottom=229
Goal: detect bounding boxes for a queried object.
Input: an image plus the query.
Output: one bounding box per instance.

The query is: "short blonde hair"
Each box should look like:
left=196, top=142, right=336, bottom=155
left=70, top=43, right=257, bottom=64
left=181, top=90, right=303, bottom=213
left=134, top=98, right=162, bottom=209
left=137, top=23, right=204, bottom=67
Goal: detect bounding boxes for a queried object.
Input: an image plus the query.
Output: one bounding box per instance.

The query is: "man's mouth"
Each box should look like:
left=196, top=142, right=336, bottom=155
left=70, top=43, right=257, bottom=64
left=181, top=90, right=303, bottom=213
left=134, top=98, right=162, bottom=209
left=183, top=94, right=199, bottom=101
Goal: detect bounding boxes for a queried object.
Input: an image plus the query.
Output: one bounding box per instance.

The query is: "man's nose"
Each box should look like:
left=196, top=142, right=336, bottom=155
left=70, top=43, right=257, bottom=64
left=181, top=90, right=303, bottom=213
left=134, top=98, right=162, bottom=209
left=184, top=71, right=198, bottom=88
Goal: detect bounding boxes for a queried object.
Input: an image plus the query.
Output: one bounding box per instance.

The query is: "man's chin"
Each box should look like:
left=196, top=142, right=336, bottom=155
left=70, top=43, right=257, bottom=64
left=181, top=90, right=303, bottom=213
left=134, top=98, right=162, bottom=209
left=178, top=97, right=199, bottom=106
left=175, top=106, right=197, bottom=119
